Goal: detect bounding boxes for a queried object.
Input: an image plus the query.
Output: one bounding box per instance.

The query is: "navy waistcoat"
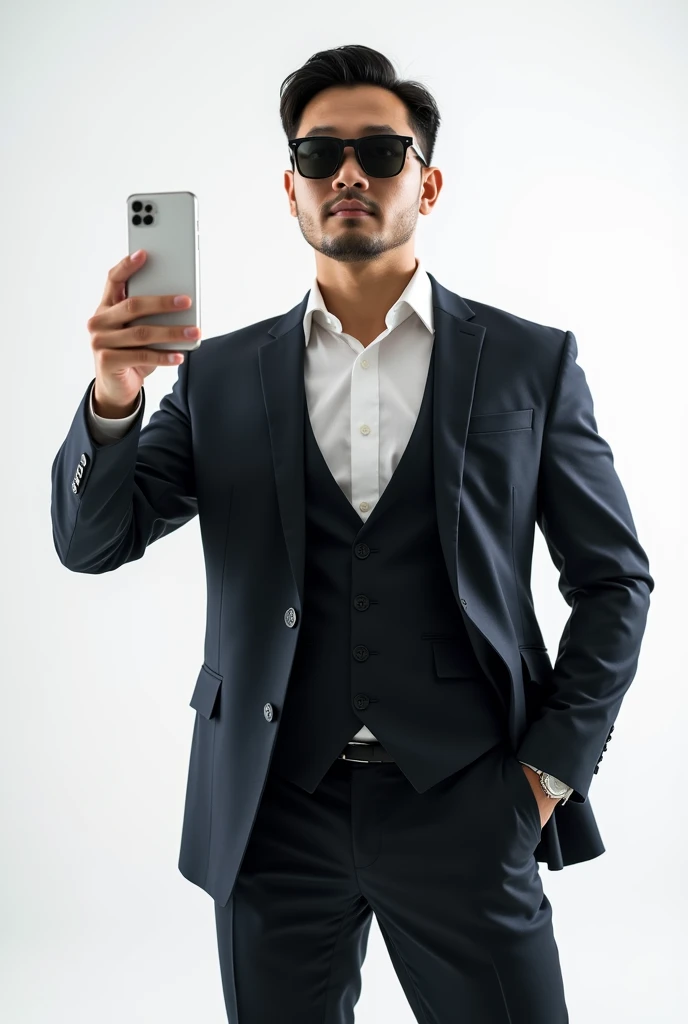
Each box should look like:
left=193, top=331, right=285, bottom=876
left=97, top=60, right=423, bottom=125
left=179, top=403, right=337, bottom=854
left=269, top=343, right=509, bottom=794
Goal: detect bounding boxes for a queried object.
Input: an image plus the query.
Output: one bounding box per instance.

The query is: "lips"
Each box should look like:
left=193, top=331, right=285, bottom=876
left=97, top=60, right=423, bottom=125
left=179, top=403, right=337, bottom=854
left=330, top=200, right=374, bottom=215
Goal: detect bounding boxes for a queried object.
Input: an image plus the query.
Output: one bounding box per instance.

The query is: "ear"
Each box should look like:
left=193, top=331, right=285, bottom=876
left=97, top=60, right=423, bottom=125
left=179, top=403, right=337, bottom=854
left=419, top=166, right=443, bottom=216
left=284, top=169, right=297, bottom=217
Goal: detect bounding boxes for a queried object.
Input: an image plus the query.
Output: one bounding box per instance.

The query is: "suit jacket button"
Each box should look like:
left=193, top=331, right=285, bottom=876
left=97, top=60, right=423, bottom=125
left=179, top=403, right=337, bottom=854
left=284, top=608, right=297, bottom=628
left=263, top=703, right=274, bottom=722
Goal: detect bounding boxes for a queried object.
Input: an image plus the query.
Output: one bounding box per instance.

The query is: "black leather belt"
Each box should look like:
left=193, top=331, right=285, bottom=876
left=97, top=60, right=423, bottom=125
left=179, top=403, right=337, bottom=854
left=338, top=741, right=395, bottom=763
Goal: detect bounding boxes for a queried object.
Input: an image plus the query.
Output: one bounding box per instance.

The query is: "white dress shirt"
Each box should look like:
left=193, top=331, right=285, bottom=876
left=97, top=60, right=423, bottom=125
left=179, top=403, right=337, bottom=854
left=85, top=258, right=571, bottom=797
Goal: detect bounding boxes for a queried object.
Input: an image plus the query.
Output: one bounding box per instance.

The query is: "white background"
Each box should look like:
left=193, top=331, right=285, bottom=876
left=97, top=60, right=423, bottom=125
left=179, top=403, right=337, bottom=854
left=2, top=0, right=686, bottom=1020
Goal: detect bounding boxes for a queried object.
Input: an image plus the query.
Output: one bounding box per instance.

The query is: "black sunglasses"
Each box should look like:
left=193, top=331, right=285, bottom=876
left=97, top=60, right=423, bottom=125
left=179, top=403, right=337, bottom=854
left=288, top=134, right=427, bottom=179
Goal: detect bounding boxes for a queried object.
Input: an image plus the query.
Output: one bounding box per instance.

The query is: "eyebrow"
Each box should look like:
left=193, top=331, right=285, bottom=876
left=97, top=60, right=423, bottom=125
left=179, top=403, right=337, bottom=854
left=304, top=123, right=399, bottom=138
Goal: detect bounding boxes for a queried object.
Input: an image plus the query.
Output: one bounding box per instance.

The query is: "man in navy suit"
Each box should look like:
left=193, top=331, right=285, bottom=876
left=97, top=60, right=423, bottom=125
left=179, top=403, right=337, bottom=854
left=52, top=44, right=653, bottom=1024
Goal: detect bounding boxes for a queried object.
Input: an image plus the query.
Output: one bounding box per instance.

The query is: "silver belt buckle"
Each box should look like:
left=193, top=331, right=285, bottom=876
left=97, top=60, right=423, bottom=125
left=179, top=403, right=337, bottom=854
left=341, top=742, right=373, bottom=763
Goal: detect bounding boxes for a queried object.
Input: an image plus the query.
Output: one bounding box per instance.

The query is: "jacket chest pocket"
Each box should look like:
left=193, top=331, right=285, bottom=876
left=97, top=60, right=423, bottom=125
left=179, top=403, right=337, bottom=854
left=467, top=408, right=533, bottom=434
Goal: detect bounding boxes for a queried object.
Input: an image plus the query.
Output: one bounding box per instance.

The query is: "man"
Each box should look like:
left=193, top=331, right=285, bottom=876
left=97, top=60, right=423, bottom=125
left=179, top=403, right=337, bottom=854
left=52, top=44, right=654, bottom=1024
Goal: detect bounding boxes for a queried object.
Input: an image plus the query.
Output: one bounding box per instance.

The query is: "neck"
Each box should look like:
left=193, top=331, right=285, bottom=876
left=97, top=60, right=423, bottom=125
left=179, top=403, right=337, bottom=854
left=315, top=253, right=418, bottom=344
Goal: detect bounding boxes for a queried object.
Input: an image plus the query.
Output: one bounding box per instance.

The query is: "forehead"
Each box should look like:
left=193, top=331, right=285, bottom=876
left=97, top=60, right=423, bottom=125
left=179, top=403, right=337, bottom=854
left=297, top=85, right=411, bottom=138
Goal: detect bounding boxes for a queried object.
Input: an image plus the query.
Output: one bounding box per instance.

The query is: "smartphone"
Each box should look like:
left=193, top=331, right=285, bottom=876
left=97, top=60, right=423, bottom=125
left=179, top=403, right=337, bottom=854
left=125, top=190, right=201, bottom=352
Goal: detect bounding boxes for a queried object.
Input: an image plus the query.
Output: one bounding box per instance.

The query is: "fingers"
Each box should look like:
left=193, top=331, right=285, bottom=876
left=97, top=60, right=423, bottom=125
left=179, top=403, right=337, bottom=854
left=88, top=302, right=198, bottom=345
left=99, top=346, right=184, bottom=371
left=99, top=249, right=147, bottom=308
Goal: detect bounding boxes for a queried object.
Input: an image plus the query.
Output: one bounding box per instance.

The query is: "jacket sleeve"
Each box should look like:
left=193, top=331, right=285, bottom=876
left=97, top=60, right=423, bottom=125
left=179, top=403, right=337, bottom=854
left=86, top=382, right=143, bottom=444
left=50, top=354, right=197, bottom=573
left=516, top=330, right=655, bottom=803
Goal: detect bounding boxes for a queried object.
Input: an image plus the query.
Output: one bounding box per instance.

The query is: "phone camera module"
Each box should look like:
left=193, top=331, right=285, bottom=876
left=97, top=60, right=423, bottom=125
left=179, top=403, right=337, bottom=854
left=130, top=199, right=155, bottom=226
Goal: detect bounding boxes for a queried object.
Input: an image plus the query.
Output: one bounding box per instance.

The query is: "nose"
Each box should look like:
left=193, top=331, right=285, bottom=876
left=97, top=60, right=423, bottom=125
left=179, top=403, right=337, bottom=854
left=332, top=145, right=369, bottom=188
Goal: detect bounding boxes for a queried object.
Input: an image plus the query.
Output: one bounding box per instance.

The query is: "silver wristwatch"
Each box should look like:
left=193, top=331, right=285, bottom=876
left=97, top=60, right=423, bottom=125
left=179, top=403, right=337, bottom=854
left=520, top=762, right=573, bottom=805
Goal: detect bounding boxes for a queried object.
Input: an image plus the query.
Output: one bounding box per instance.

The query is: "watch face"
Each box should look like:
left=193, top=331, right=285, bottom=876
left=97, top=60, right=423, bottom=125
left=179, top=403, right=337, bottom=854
left=544, top=774, right=567, bottom=796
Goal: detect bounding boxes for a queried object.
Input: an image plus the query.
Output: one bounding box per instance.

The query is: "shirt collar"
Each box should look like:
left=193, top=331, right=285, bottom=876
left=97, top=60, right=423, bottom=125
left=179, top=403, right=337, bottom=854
left=303, top=257, right=434, bottom=346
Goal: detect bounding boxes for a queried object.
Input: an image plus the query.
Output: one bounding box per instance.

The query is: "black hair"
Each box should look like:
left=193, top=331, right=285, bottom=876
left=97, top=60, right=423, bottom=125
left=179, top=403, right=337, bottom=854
left=279, top=44, right=441, bottom=170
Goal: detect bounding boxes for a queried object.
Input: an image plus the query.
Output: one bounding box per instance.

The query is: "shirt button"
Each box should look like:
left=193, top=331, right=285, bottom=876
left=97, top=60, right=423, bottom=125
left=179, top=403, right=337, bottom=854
left=360, top=425, right=370, bottom=435
left=361, top=359, right=369, bottom=369
left=359, top=501, right=370, bottom=512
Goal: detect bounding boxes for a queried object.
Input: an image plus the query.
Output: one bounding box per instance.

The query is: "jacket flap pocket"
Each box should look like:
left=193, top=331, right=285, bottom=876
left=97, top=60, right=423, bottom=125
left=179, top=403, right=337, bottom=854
left=189, top=663, right=222, bottom=719
left=468, top=408, right=533, bottom=433
left=432, top=641, right=474, bottom=678
left=519, top=646, right=552, bottom=686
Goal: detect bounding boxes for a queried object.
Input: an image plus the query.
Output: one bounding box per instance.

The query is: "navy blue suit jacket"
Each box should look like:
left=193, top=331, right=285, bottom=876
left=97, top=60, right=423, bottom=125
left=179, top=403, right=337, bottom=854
left=51, top=272, right=654, bottom=898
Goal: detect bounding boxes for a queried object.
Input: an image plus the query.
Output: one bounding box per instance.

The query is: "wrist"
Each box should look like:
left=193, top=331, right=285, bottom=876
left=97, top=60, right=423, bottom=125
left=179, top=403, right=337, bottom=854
left=93, top=387, right=139, bottom=419
left=520, top=761, right=573, bottom=803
